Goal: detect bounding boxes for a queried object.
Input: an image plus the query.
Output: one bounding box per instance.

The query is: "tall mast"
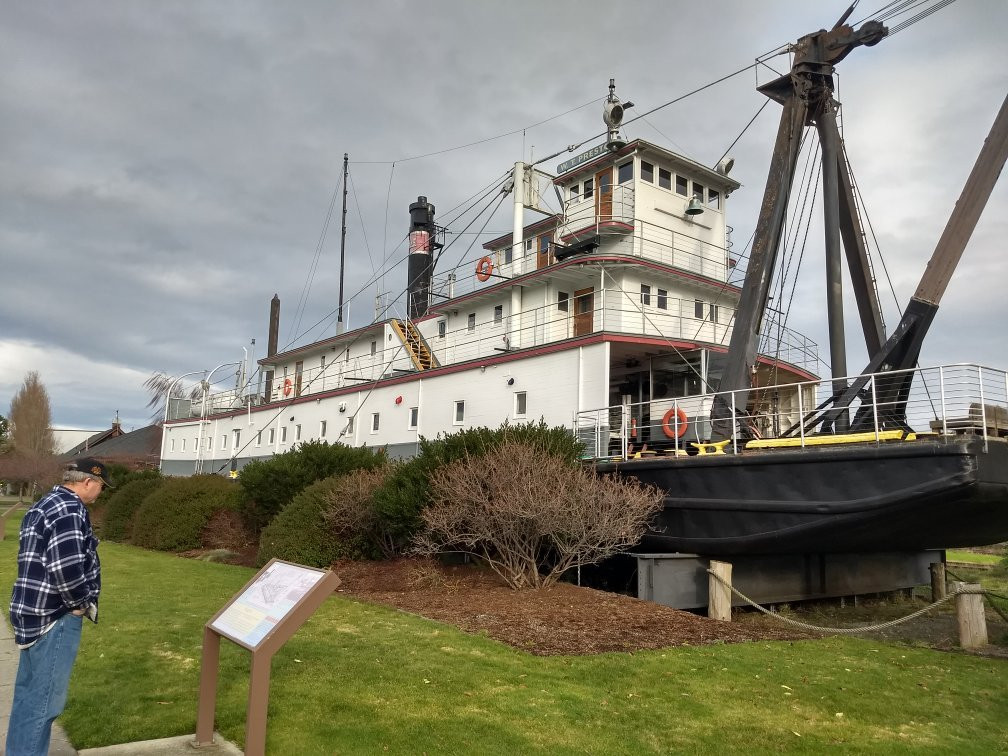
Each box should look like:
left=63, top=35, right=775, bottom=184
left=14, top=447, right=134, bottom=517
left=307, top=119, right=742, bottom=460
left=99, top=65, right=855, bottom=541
left=337, top=152, right=349, bottom=333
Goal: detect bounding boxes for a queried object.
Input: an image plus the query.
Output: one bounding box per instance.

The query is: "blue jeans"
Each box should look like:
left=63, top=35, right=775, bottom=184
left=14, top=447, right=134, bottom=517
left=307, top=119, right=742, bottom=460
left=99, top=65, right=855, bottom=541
left=5, top=613, right=82, bottom=756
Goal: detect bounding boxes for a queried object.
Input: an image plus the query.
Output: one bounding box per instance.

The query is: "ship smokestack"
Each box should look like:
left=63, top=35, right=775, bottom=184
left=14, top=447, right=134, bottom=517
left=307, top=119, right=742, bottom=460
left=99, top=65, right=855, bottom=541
left=407, top=197, right=438, bottom=319
left=264, top=293, right=280, bottom=402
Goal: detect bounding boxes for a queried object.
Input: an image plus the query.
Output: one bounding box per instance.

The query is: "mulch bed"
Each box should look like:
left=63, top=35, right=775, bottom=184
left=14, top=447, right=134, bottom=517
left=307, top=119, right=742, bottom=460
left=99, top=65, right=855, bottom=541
left=332, top=557, right=812, bottom=655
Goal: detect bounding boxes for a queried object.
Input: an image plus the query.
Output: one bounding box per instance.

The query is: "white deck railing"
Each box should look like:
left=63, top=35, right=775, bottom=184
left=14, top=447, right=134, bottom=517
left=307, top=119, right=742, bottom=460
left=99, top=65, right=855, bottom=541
left=576, top=363, right=1008, bottom=460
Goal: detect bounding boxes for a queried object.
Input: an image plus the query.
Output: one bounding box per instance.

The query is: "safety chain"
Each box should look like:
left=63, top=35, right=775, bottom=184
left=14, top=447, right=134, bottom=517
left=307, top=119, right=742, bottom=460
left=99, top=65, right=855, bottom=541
left=706, top=569, right=986, bottom=634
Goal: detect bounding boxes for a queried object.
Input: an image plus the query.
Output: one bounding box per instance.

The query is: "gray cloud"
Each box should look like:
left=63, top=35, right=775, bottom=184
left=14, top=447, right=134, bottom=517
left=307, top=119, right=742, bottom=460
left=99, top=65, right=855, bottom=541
left=2, top=0, right=1005, bottom=430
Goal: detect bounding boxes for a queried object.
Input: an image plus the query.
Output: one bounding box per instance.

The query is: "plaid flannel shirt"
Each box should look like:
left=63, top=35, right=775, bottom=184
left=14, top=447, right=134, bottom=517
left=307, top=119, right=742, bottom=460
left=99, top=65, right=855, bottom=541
left=9, top=485, right=101, bottom=646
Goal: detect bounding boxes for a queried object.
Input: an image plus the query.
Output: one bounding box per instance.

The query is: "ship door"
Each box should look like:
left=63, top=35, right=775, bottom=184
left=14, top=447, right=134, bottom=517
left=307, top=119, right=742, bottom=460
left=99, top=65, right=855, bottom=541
left=573, top=287, right=594, bottom=337
left=294, top=360, right=304, bottom=397
left=536, top=232, right=552, bottom=269
left=595, top=168, right=612, bottom=222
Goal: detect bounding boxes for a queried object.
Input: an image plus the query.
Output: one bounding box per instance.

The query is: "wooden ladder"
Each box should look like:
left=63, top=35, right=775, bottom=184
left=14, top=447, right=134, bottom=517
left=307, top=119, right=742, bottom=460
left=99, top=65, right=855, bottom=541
left=392, top=319, right=438, bottom=371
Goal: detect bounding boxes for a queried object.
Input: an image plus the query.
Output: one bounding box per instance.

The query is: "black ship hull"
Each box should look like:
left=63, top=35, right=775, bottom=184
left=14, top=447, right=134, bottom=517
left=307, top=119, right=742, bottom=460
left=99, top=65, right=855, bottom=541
left=600, top=437, right=1008, bottom=555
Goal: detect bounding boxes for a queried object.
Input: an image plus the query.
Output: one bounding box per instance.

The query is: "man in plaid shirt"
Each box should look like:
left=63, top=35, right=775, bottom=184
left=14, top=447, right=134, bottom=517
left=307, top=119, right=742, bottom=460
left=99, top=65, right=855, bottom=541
left=5, top=457, right=110, bottom=756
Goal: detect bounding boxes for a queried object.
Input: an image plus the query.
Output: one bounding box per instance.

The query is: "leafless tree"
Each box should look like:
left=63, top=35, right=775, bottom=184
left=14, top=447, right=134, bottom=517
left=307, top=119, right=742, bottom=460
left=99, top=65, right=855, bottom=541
left=6, top=372, right=58, bottom=500
left=414, top=441, right=664, bottom=589
left=321, top=467, right=395, bottom=557
left=9, top=371, right=55, bottom=458
left=0, top=452, right=62, bottom=502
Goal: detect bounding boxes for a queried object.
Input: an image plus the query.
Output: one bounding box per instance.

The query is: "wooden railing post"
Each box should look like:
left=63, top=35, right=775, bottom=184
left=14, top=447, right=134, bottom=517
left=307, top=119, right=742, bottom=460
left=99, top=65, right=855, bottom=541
left=708, top=560, right=732, bottom=622
left=930, top=562, right=947, bottom=601
left=953, top=581, right=987, bottom=649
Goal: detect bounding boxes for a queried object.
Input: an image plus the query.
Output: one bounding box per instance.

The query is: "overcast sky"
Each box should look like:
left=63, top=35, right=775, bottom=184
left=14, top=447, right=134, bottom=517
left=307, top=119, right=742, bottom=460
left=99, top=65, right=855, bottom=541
left=2, top=0, right=1005, bottom=432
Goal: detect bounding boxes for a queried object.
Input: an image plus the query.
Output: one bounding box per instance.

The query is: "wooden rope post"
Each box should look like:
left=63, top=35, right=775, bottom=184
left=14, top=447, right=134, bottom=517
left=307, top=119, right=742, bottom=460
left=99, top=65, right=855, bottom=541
left=930, top=562, right=946, bottom=601
left=952, top=581, right=987, bottom=649
left=708, top=560, right=732, bottom=622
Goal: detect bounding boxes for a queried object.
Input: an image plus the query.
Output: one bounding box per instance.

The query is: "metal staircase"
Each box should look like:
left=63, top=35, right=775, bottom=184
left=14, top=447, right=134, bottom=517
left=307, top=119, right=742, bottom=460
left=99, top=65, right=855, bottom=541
left=391, top=318, right=438, bottom=371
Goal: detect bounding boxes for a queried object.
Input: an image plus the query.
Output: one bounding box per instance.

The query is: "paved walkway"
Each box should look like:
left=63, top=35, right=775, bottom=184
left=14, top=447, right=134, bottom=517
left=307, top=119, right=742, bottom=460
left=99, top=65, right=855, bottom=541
left=0, top=618, right=77, bottom=756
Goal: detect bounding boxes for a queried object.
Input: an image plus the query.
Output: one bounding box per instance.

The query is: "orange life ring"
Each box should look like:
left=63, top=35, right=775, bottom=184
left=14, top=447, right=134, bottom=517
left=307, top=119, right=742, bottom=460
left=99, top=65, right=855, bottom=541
left=661, top=407, right=689, bottom=439
left=629, top=417, right=638, bottom=439
left=475, top=256, right=494, bottom=281
left=283, top=378, right=293, bottom=397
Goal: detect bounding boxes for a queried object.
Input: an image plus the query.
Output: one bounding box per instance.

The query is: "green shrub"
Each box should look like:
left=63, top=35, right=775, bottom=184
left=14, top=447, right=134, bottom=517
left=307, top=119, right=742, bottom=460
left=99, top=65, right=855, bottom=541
left=238, top=441, right=387, bottom=531
left=90, top=466, right=159, bottom=531
left=132, top=475, right=243, bottom=552
left=372, top=420, right=583, bottom=552
left=100, top=475, right=164, bottom=542
left=258, top=475, right=378, bottom=567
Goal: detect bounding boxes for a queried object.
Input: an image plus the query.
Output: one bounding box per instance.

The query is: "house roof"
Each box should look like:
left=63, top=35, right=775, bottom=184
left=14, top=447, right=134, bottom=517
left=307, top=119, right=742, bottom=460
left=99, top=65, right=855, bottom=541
left=63, top=424, right=163, bottom=463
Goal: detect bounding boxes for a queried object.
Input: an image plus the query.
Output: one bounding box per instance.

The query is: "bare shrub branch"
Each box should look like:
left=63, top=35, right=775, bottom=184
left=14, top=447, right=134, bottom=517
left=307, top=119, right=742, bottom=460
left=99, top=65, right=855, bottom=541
left=413, top=441, right=663, bottom=589
left=320, top=467, right=396, bottom=557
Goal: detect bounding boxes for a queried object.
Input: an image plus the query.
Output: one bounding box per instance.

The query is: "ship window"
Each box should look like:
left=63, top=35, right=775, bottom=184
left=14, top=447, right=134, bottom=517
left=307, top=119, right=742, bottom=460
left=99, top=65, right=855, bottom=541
left=617, top=161, right=633, bottom=184
left=658, top=168, right=672, bottom=190
left=454, top=400, right=465, bottom=424
left=694, top=299, right=705, bottom=319
left=371, top=413, right=380, bottom=432
left=320, top=420, right=327, bottom=438
left=281, top=426, right=287, bottom=443
left=583, top=177, right=594, bottom=199
left=170, top=438, right=176, bottom=452
left=295, top=424, right=302, bottom=441
left=494, top=304, right=503, bottom=324
left=708, top=188, right=720, bottom=209
left=709, top=304, right=719, bottom=323
left=438, top=320, right=446, bottom=338
left=345, top=416, right=353, bottom=434
left=558, top=291, right=569, bottom=312
left=194, top=437, right=198, bottom=451
left=658, top=288, right=668, bottom=310
left=504, top=245, right=513, bottom=264
left=256, top=431, right=262, bottom=447
left=320, top=355, right=326, bottom=369
left=345, top=348, right=349, bottom=363
left=570, top=183, right=579, bottom=200
left=467, top=313, right=476, bottom=331
left=525, top=238, right=533, bottom=253
left=370, top=340, right=377, bottom=356
left=641, top=161, right=654, bottom=183
left=221, top=434, right=227, bottom=450
left=409, top=407, right=418, bottom=429
left=233, top=429, right=241, bottom=449
left=178, top=438, right=183, bottom=452
left=514, top=391, right=527, bottom=417
left=693, top=182, right=705, bottom=202
left=206, top=436, right=212, bottom=450
left=676, top=175, right=689, bottom=196
left=268, top=428, right=275, bottom=445
left=640, top=284, right=651, bottom=306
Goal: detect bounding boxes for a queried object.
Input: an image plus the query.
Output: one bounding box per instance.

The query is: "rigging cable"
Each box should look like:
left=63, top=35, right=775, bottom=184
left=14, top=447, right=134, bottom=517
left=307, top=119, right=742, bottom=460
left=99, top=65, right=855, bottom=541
left=286, top=172, right=343, bottom=345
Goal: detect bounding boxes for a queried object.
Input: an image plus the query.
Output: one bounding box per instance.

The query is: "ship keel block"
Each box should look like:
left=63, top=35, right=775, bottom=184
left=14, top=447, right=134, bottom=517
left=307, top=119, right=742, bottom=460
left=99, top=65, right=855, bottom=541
left=634, top=551, right=943, bottom=610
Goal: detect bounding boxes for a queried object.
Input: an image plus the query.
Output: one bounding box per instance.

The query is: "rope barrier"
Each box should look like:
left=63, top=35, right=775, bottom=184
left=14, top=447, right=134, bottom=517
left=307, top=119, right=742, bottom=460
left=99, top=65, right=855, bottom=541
left=946, top=566, right=1008, bottom=624
left=706, top=568, right=987, bottom=634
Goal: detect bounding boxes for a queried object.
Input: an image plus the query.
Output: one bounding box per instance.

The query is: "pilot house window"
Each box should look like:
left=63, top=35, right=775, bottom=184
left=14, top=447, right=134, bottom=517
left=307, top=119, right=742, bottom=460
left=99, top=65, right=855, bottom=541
left=641, top=161, right=654, bottom=183
left=618, top=162, right=633, bottom=184
left=640, top=284, right=651, bottom=306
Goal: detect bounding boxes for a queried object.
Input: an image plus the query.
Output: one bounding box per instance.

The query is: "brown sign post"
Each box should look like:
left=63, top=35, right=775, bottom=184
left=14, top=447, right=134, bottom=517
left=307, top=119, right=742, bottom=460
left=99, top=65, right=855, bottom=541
left=194, top=559, right=341, bottom=755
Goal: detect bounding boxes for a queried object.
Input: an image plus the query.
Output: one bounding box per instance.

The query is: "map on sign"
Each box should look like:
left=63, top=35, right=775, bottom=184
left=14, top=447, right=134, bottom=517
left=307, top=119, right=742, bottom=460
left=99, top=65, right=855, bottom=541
left=210, top=561, right=326, bottom=648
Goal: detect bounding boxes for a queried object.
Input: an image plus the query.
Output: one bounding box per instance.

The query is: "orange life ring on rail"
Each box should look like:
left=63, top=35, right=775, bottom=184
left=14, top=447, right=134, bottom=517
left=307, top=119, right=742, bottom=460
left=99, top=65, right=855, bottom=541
left=475, top=256, right=494, bottom=281
left=661, top=407, right=689, bottom=439
left=283, top=378, right=293, bottom=397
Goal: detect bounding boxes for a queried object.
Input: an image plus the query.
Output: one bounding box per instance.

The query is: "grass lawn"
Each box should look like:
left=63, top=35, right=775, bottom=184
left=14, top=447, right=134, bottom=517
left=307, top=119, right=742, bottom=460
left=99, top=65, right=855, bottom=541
left=948, top=549, right=1004, bottom=566
left=3, top=516, right=1008, bottom=754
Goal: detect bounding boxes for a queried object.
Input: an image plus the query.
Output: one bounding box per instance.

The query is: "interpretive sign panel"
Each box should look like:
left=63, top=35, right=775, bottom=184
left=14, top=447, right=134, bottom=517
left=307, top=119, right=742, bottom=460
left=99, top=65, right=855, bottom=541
left=210, top=560, right=327, bottom=649
left=195, top=559, right=340, bottom=756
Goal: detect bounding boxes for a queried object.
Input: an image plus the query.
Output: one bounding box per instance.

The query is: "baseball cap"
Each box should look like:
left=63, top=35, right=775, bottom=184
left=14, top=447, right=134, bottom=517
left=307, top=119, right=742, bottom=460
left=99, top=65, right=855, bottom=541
left=68, top=457, right=114, bottom=488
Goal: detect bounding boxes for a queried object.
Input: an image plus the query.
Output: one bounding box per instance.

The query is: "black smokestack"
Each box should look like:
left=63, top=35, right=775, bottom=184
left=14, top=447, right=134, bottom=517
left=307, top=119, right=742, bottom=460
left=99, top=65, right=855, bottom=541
left=264, top=293, right=280, bottom=402
left=407, top=197, right=437, bottom=319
